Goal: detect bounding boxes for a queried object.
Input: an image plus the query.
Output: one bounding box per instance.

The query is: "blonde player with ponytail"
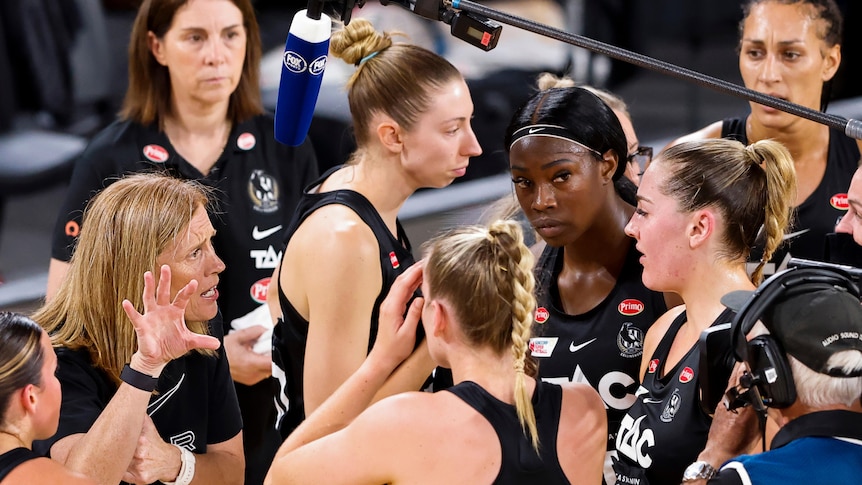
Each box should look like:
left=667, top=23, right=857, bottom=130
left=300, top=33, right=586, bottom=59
left=264, top=220, right=606, bottom=485
left=613, top=138, right=797, bottom=485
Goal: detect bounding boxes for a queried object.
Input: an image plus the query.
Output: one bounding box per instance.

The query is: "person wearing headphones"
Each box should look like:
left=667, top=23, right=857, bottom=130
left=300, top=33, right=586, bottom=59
left=710, top=267, right=862, bottom=484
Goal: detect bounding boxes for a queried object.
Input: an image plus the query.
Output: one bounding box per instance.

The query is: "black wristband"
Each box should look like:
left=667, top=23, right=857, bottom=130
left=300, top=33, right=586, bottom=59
left=120, top=364, right=159, bottom=392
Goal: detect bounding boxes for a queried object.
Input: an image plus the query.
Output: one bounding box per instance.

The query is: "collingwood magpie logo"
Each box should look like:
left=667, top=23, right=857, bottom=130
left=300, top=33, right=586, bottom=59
left=660, top=388, right=682, bottom=423
left=248, top=169, right=280, bottom=213
left=617, top=322, right=645, bottom=358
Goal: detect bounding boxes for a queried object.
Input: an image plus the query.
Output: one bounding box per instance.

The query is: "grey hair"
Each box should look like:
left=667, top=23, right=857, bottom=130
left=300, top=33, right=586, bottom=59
left=789, top=355, right=862, bottom=408
left=750, top=322, right=862, bottom=407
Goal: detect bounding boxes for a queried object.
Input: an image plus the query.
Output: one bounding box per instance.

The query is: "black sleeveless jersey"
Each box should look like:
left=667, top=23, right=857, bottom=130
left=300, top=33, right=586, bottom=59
left=612, top=308, right=736, bottom=485
left=272, top=167, right=415, bottom=438
left=530, top=243, right=666, bottom=455
left=448, top=380, right=569, bottom=485
left=0, top=448, right=38, bottom=483
left=722, top=117, right=859, bottom=275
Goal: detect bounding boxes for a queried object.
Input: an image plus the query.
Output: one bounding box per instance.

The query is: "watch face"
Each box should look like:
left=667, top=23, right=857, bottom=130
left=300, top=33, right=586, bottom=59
left=683, top=462, right=716, bottom=481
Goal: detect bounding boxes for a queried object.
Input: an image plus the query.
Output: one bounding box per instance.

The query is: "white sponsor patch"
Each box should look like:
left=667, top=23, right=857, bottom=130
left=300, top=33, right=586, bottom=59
left=529, top=337, right=558, bottom=357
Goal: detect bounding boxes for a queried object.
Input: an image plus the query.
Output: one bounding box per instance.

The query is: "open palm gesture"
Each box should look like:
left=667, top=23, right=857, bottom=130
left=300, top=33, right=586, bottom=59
left=122, top=265, right=220, bottom=370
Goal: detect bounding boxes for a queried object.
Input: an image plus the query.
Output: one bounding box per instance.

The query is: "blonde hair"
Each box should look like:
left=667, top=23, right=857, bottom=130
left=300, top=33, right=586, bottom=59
left=423, top=220, right=538, bottom=449
left=658, top=139, right=797, bottom=284
left=33, top=173, right=215, bottom=386
left=535, top=72, right=630, bottom=117
left=329, top=18, right=462, bottom=146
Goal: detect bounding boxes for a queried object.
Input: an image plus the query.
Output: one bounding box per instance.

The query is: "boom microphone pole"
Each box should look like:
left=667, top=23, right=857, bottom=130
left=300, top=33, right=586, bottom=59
left=415, top=0, right=862, bottom=141
left=309, top=0, right=862, bottom=140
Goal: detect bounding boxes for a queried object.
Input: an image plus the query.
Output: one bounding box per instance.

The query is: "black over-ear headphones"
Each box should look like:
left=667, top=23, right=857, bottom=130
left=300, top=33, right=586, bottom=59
left=728, top=267, right=861, bottom=411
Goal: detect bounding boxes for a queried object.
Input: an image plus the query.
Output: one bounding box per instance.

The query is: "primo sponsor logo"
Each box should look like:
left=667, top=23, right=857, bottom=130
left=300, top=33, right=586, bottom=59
left=831, top=193, right=849, bottom=210
left=534, top=307, right=550, bottom=324
left=618, top=299, right=644, bottom=316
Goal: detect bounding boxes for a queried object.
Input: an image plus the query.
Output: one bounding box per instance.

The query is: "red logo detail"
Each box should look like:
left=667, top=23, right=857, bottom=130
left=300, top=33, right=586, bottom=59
left=618, top=299, right=645, bottom=316
left=648, top=359, right=659, bottom=374
left=831, top=193, right=849, bottom=210
left=389, top=252, right=400, bottom=269
left=142, top=144, right=169, bottom=163
left=535, top=307, right=549, bottom=324
left=249, top=277, right=271, bottom=304
left=237, top=132, right=256, bottom=150
left=65, top=220, right=80, bottom=237
left=679, top=366, right=695, bottom=383
left=528, top=340, right=537, bottom=352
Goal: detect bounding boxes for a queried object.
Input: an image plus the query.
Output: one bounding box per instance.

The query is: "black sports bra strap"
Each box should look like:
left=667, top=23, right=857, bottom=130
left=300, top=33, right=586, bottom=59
left=0, top=448, right=39, bottom=482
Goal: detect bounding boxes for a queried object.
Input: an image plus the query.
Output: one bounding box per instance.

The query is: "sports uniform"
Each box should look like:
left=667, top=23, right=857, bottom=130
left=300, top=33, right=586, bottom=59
left=0, top=448, right=39, bottom=483
left=530, top=243, right=665, bottom=482
left=272, top=167, right=415, bottom=438
left=447, top=380, right=569, bottom=485
left=49, top=115, right=318, bottom=483
left=32, top=322, right=243, bottom=478
left=721, top=117, right=859, bottom=273
left=711, top=410, right=862, bottom=485
left=612, top=308, right=736, bottom=485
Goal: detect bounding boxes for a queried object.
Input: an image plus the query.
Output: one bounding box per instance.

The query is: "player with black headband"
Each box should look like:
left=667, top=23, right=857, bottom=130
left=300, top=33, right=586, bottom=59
left=709, top=267, right=862, bottom=484
left=506, top=74, right=678, bottom=484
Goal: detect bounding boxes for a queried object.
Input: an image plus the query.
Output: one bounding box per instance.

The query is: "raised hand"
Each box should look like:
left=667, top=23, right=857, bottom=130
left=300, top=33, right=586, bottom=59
left=371, top=263, right=424, bottom=371
left=122, top=265, right=221, bottom=373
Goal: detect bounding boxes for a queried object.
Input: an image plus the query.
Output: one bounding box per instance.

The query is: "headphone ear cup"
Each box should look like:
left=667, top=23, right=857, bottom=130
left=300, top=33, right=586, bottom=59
left=730, top=267, right=859, bottom=365
left=746, top=335, right=797, bottom=408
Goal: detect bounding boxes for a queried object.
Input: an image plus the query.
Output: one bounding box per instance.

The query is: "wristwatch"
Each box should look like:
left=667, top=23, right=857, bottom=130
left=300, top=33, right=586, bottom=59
left=163, top=444, right=195, bottom=485
left=682, top=461, right=717, bottom=482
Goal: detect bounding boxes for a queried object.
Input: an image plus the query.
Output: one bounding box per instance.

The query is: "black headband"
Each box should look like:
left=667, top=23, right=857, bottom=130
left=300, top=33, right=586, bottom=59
left=508, top=124, right=601, bottom=157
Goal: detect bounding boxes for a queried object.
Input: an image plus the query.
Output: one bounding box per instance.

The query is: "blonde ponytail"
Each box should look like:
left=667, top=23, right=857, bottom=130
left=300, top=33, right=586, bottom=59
left=744, top=140, right=797, bottom=284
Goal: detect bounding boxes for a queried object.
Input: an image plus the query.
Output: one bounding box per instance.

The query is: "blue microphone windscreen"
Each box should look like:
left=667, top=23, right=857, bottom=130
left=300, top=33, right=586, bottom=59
left=274, top=34, right=329, bottom=146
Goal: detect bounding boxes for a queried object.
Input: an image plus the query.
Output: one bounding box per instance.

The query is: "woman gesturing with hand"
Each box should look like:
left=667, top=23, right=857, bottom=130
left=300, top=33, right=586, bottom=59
left=34, top=174, right=244, bottom=485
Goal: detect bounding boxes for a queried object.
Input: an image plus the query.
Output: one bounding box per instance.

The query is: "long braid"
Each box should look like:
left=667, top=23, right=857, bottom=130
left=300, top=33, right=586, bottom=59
left=488, top=220, right=539, bottom=450
left=423, top=219, right=538, bottom=449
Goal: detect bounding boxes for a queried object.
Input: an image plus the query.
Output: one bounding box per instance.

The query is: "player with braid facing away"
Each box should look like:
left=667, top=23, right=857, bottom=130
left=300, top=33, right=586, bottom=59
left=264, top=220, right=607, bottom=485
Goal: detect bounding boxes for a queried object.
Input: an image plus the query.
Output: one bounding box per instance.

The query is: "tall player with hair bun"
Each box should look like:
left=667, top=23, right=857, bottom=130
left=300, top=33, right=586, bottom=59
left=268, top=18, right=482, bottom=438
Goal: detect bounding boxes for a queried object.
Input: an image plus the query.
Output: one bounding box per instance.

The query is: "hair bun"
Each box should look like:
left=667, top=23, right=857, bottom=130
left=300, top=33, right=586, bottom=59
left=536, top=72, right=575, bottom=91
left=330, top=18, right=395, bottom=66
